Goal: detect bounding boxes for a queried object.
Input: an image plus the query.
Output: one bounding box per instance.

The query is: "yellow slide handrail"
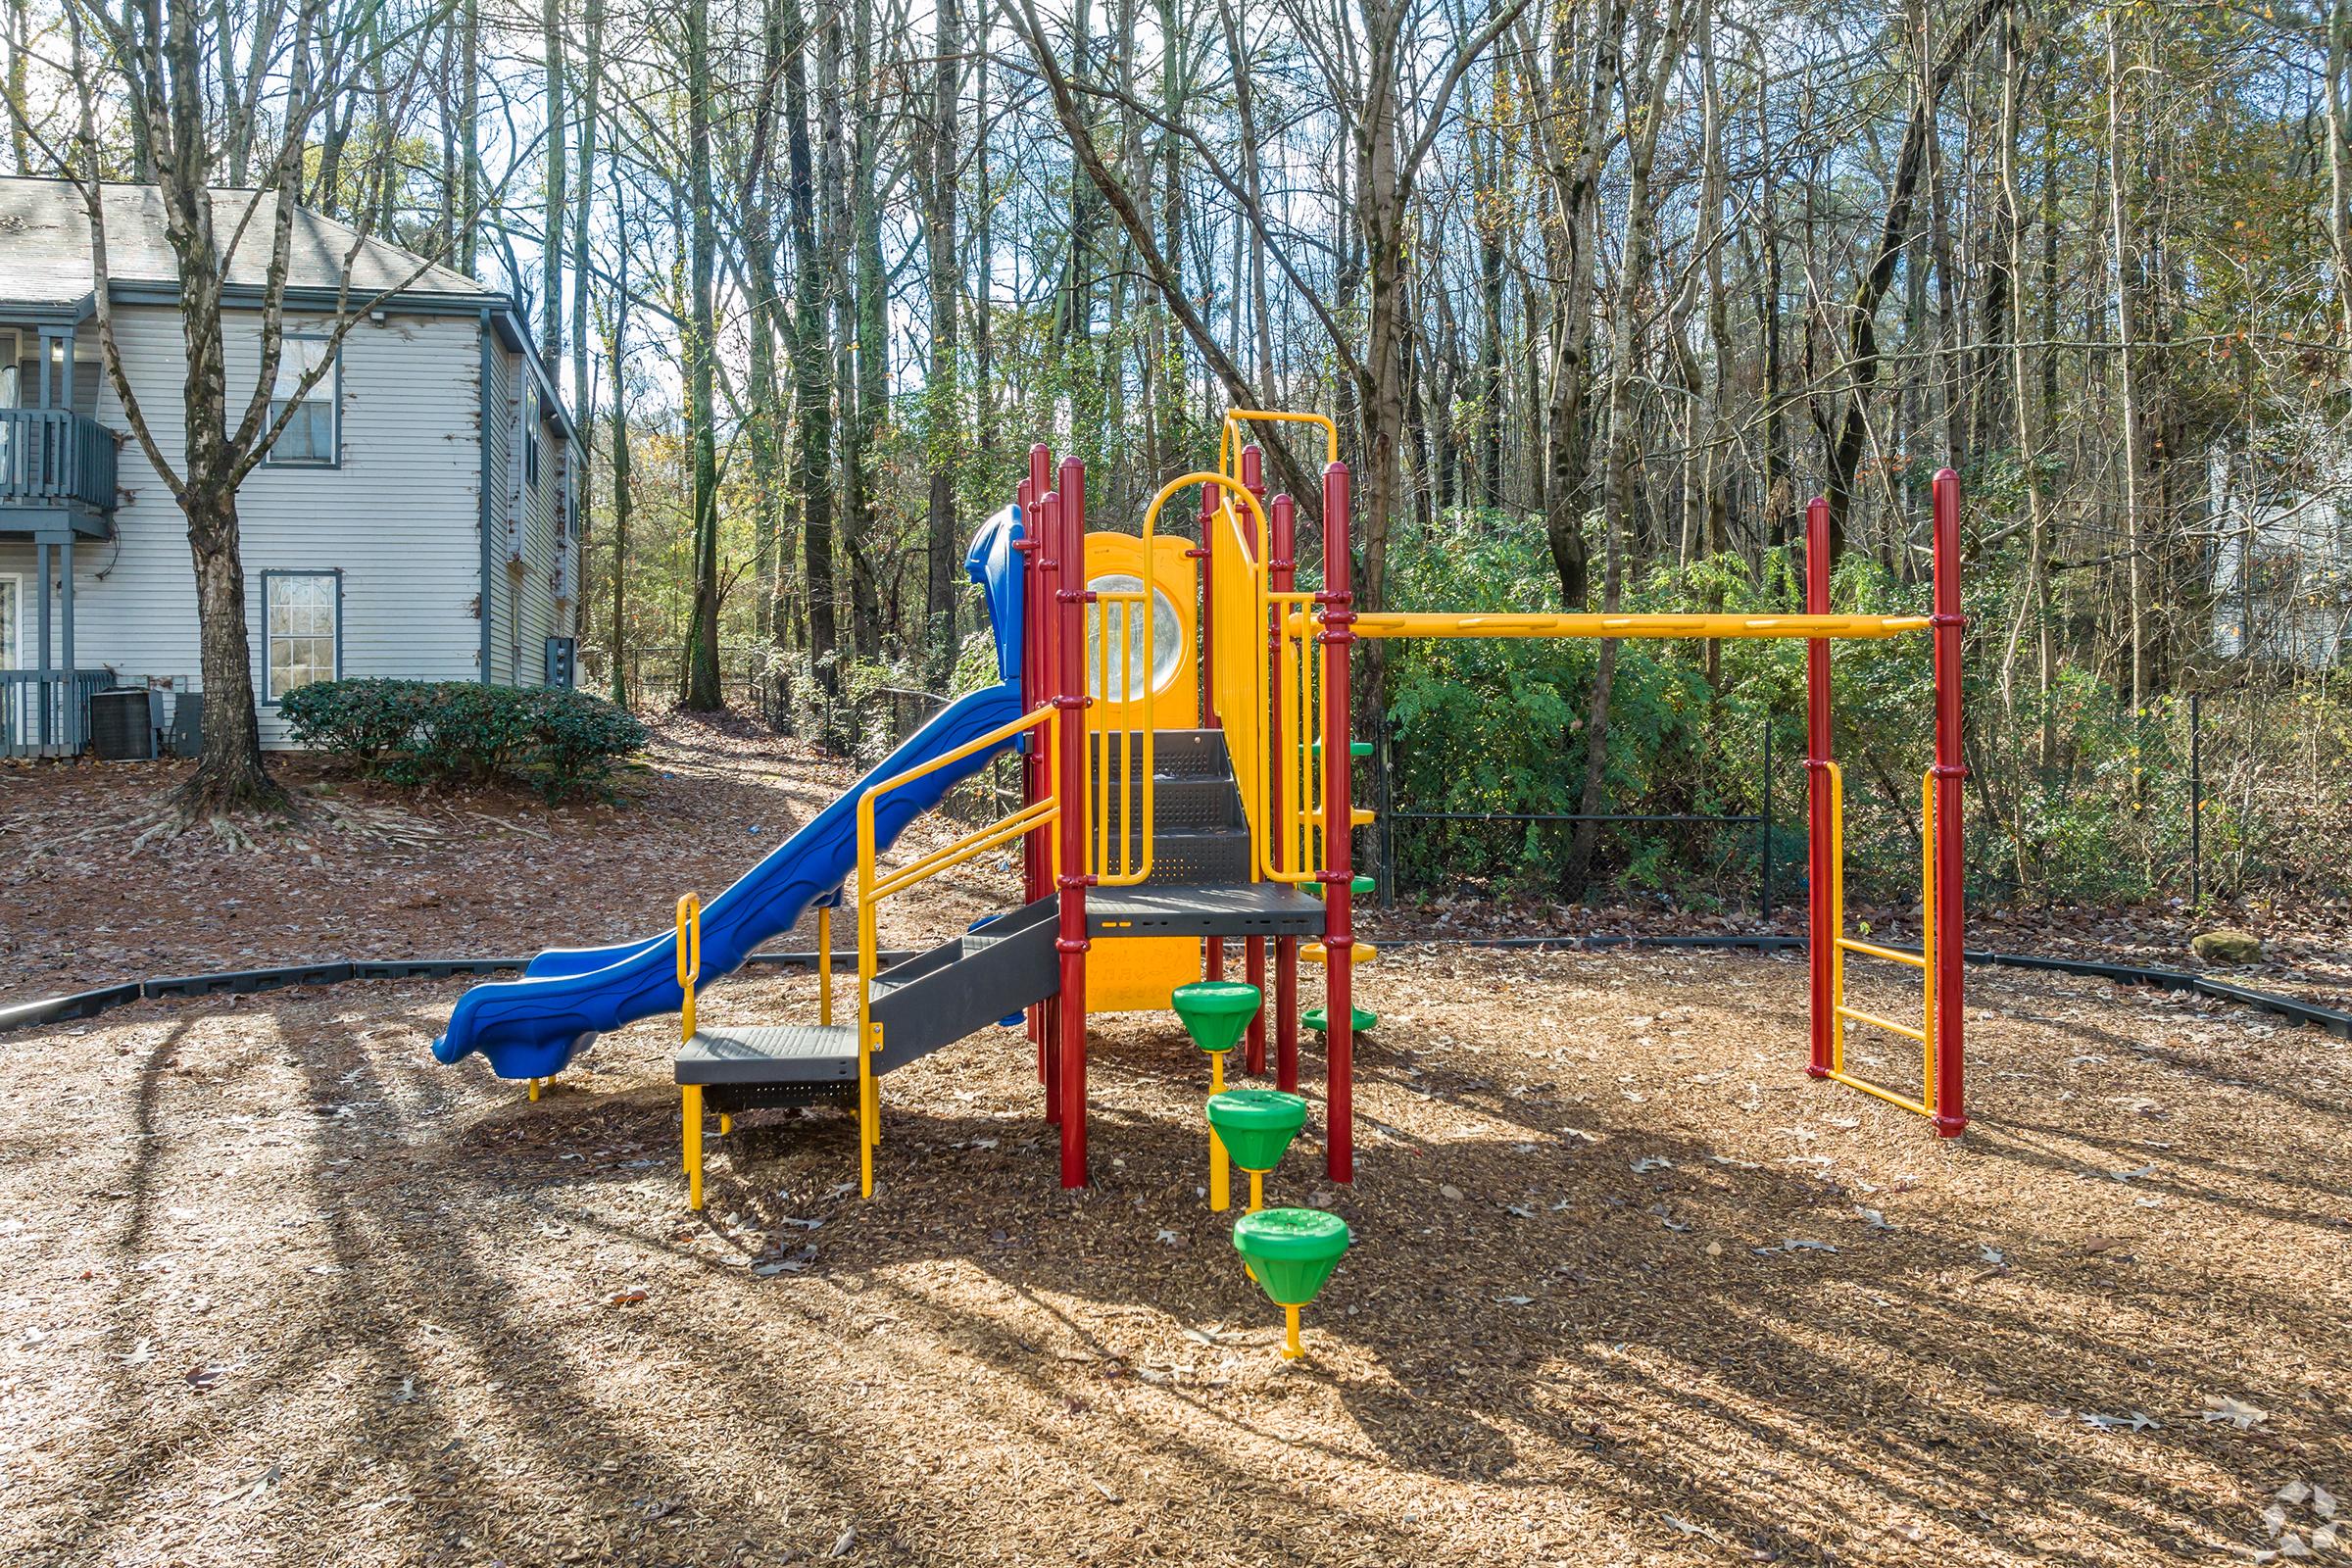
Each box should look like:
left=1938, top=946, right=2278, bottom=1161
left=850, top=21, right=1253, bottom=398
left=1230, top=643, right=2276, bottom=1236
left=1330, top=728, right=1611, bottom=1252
left=855, top=704, right=1059, bottom=1196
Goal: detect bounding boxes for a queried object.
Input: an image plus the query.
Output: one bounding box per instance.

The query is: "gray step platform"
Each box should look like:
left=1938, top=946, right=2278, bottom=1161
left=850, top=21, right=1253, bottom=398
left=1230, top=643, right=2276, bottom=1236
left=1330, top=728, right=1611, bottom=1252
left=1090, top=882, right=1326, bottom=938
left=676, top=1025, right=859, bottom=1086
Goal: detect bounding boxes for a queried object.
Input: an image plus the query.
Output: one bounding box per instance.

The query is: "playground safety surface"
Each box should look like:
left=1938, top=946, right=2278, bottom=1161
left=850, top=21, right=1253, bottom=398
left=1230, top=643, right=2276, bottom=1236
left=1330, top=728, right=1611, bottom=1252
left=4, top=715, right=2348, bottom=1564
left=4, top=942, right=2348, bottom=1567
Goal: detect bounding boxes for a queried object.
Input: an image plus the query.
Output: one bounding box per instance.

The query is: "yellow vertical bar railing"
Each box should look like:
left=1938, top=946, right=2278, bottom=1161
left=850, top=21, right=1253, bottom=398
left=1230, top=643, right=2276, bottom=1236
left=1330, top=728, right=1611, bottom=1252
left=1823, top=760, right=1946, bottom=1120
left=855, top=705, right=1059, bottom=1196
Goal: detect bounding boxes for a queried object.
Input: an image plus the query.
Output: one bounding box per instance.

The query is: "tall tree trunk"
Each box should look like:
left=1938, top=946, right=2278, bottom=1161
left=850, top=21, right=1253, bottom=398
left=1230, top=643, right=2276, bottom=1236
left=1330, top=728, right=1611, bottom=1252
left=541, top=0, right=564, bottom=375
left=1820, top=0, right=2005, bottom=558
left=923, top=0, right=963, bottom=686
left=607, top=257, right=633, bottom=707
left=572, top=0, right=602, bottom=646
left=838, top=0, right=886, bottom=661
left=679, top=0, right=723, bottom=710
left=1564, top=0, right=1690, bottom=898
left=785, top=0, right=839, bottom=699
left=460, top=0, right=479, bottom=273
left=2105, top=7, right=2146, bottom=715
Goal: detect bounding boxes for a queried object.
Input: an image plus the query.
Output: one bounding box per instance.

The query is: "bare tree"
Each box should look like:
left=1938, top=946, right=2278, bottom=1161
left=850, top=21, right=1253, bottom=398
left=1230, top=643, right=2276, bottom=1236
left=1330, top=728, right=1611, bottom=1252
left=26, top=1, right=457, bottom=814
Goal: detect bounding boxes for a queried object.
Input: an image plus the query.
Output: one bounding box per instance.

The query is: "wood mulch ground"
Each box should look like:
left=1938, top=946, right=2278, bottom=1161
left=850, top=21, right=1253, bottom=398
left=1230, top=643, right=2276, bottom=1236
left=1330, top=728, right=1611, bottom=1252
left=2, top=717, right=2348, bottom=1566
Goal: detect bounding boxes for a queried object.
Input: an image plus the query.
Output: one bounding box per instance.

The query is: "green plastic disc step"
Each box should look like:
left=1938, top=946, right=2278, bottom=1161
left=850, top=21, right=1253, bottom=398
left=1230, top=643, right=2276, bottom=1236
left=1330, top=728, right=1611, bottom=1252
left=1302, top=1004, right=1378, bottom=1034
left=1204, top=1088, right=1308, bottom=1172
left=1232, top=1207, right=1351, bottom=1306
left=1307, top=875, right=1376, bottom=900
left=1171, top=980, right=1262, bottom=1054
left=1308, top=740, right=1374, bottom=759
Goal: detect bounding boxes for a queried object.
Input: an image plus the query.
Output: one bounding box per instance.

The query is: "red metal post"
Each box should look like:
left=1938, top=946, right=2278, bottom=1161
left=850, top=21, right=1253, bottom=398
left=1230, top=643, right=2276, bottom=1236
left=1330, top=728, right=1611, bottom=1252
left=1269, top=491, right=1300, bottom=1092
left=1804, top=495, right=1834, bottom=1081
left=1320, top=461, right=1354, bottom=1183
left=1931, top=469, right=1969, bottom=1136
left=1037, top=482, right=1064, bottom=1124
left=1017, top=468, right=1045, bottom=1087
left=1055, top=460, right=1092, bottom=1187
left=1241, top=445, right=1269, bottom=1073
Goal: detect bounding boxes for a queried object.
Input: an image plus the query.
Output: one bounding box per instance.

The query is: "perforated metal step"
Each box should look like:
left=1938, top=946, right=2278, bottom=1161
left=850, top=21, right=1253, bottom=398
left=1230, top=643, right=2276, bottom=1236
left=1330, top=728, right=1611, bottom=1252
left=1090, top=882, right=1326, bottom=938
left=676, top=1025, right=859, bottom=1086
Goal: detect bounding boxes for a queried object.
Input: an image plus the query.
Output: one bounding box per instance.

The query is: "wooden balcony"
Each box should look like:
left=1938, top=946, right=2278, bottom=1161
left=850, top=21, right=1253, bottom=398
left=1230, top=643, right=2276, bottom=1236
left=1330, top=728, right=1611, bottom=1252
left=0, top=408, right=119, bottom=532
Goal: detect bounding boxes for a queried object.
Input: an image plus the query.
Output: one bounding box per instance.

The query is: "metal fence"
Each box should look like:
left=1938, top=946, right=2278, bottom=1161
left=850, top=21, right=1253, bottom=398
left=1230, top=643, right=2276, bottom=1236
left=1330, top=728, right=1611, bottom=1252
left=0, top=669, right=115, bottom=759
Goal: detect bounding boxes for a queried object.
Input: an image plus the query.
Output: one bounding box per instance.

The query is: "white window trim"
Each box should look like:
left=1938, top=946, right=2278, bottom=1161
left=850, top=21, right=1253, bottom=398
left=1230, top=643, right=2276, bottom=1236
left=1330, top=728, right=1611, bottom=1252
left=263, top=335, right=341, bottom=468
left=261, top=569, right=342, bottom=703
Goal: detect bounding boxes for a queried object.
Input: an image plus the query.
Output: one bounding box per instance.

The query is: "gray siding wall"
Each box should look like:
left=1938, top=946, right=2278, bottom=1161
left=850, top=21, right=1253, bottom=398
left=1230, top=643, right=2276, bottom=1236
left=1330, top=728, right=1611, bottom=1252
left=11, top=302, right=484, bottom=744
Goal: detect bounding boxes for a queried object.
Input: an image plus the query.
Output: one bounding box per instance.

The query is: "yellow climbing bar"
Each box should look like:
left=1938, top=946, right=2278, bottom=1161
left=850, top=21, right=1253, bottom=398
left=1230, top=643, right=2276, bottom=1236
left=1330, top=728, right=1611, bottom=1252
left=1222, top=409, right=1342, bottom=471
left=1824, top=763, right=1945, bottom=1122
left=1340, top=612, right=1932, bottom=641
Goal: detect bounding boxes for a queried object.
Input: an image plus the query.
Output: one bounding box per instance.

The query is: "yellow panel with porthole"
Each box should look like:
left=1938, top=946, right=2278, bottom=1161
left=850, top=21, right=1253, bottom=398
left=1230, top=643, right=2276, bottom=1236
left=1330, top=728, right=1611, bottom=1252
left=1081, top=531, right=1199, bottom=730
left=1081, top=530, right=1201, bottom=1012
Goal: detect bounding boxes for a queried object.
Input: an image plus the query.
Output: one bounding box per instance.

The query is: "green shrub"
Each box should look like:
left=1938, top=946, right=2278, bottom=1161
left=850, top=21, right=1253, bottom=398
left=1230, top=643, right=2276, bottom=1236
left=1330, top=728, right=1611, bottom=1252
left=280, top=679, right=646, bottom=801
left=277, top=678, right=430, bottom=765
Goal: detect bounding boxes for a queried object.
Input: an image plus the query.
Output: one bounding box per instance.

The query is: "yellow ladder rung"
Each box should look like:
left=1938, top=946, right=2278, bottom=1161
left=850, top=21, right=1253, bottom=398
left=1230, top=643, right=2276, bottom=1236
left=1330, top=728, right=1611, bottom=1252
left=1836, top=1004, right=1927, bottom=1045
left=1826, top=1069, right=1934, bottom=1119
left=1300, top=941, right=1377, bottom=965
left=1300, top=808, right=1377, bottom=827
left=1837, top=937, right=1927, bottom=969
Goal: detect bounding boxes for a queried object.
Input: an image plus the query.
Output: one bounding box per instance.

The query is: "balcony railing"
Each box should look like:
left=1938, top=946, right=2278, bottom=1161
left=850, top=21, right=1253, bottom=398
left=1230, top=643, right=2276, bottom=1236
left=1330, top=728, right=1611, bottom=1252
left=0, top=408, right=119, bottom=514
left=1, top=669, right=117, bottom=758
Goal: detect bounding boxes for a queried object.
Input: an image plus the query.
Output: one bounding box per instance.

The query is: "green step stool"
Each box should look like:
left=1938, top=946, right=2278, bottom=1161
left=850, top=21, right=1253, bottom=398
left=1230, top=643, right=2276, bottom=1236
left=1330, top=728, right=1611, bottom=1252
left=1303, top=1004, right=1378, bottom=1034
left=1233, top=1207, right=1351, bottom=1360
left=1172, top=980, right=1262, bottom=1212
left=1205, top=1087, right=1308, bottom=1212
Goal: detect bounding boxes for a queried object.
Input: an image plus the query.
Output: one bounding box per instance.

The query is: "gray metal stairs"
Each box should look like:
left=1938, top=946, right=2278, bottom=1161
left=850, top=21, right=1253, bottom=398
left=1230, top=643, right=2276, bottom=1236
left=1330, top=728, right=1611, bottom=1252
left=676, top=727, right=1324, bottom=1108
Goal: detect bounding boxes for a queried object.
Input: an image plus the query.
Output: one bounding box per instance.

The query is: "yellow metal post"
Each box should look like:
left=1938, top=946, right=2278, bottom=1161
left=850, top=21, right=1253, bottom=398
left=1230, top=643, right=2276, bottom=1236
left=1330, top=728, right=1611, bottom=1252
left=817, top=904, right=834, bottom=1025
left=683, top=1085, right=705, bottom=1210
left=1282, top=1304, right=1303, bottom=1360
left=527, top=1077, right=542, bottom=1102
left=675, top=894, right=702, bottom=1042
left=1208, top=1051, right=1232, bottom=1211
left=1248, top=1170, right=1265, bottom=1213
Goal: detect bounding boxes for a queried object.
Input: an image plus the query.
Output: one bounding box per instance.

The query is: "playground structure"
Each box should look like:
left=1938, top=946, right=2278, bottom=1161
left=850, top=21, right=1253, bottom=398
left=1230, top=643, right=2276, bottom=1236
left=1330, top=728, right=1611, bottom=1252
left=430, top=410, right=1971, bottom=1222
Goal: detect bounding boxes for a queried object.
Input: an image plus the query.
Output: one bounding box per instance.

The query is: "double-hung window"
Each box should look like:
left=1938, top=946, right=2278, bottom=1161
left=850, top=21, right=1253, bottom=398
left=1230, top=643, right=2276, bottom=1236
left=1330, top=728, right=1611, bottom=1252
left=264, top=571, right=339, bottom=700
left=266, top=337, right=339, bottom=466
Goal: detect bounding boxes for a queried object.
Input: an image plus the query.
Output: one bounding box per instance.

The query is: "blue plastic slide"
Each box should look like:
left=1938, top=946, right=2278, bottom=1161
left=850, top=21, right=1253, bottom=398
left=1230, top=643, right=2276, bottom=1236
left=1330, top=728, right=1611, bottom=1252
left=431, top=506, right=1031, bottom=1082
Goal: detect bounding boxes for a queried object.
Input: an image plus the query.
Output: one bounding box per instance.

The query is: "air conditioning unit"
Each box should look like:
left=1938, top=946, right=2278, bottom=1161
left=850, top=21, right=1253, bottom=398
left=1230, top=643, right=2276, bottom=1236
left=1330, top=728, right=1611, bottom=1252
left=89, top=688, right=154, bottom=760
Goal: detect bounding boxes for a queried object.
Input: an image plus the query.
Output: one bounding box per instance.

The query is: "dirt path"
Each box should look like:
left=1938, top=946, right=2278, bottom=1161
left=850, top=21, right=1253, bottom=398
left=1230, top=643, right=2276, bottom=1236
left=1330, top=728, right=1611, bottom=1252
left=0, top=713, right=1011, bottom=1008
left=3, top=943, right=2345, bottom=1567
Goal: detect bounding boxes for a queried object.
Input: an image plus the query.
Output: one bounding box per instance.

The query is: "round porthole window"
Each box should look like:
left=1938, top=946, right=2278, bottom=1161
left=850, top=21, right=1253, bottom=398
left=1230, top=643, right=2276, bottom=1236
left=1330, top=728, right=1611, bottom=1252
left=1085, top=573, right=1184, bottom=702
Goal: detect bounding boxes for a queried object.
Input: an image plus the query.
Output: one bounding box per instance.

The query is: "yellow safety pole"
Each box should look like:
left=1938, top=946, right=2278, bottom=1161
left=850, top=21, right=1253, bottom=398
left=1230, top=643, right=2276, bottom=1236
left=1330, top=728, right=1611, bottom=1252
left=1827, top=765, right=1845, bottom=1074
left=1208, top=1051, right=1232, bottom=1211
left=817, top=904, right=833, bottom=1025
left=528, top=1077, right=542, bottom=1102
left=1248, top=1170, right=1265, bottom=1213
left=683, top=1084, right=704, bottom=1210
left=1282, top=1304, right=1303, bottom=1360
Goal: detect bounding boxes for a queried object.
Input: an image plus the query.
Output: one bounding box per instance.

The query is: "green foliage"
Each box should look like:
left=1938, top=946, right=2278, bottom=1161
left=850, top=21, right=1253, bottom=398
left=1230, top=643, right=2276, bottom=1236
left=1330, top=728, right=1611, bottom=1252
left=279, top=679, right=647, bottom=801
left=1377, top=513, right=2352, bottom=913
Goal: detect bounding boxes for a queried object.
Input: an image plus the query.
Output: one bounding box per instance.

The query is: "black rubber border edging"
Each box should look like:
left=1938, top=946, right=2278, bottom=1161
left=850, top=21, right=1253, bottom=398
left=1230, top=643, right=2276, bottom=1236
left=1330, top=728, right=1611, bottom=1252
left=0, top=948, right=915, bottom=1038
left=1397, top=933, right=2352, bottom=1040
left=3, top=935, right=2340, bottom=1041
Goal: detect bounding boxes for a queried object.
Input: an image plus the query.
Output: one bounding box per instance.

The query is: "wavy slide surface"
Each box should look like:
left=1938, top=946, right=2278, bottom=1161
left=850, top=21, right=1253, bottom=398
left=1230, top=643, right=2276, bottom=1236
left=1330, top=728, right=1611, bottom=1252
left=432, top=504, right=1033, bottom=1082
